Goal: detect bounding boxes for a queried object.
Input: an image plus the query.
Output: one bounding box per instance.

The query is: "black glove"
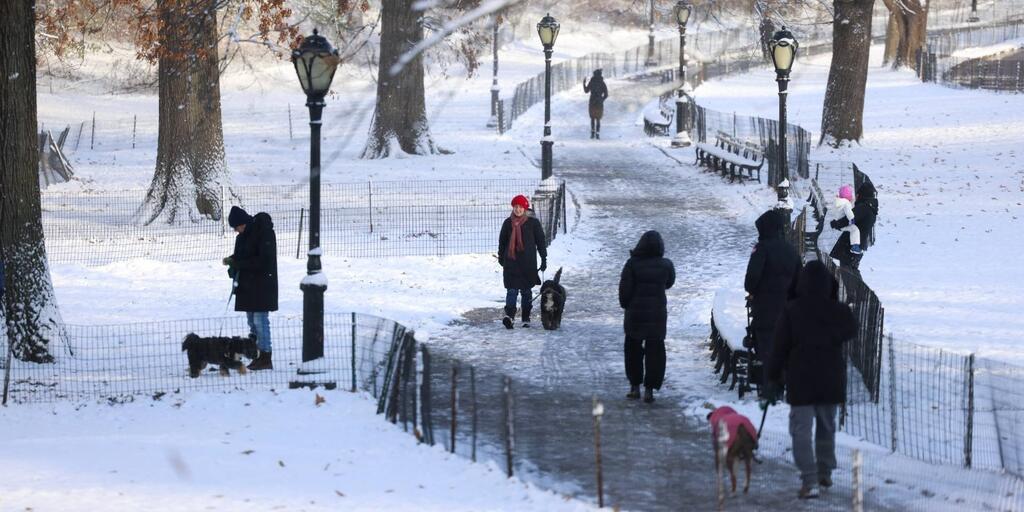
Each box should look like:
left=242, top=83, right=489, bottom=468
left=539, top=258, right=547, bottom=272
left=830, top=219, right=842, bottom=230
left=223, top=256, right=237, bottom=279
left=760, top=381, right=782, bottom=409
left=497, top=257, right=504, bottom=268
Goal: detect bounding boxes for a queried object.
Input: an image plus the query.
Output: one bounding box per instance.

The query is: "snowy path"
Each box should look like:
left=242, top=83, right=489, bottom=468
left=426, top=75, right=885, bottom=510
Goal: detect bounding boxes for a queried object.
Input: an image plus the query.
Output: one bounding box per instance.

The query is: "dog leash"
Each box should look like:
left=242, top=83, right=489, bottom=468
left=216, top=277, right=238, bottom=337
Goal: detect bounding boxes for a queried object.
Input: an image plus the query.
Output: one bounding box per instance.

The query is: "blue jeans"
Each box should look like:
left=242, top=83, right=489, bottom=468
left=246, top=311, right=272, bottom=352
left=505, top=288, right=533, bottom=320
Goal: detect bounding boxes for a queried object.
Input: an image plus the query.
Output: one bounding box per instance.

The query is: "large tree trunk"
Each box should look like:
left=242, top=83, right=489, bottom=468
left=137, top=0, right=229, bottom=225
left=820, top=0, right=876, bottom=146
left=881, top=0, right=927, bottom=70
left=1, top=0, right=65, bottom=363
left=361, top=0, right=443, bottom=158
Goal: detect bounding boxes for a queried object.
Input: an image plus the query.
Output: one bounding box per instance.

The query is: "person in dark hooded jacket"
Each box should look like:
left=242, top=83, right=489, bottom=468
left=223, top=206, right=278, bottom=370
left=583, top=69, right=609, bottom=139
left=498, top=195, right=547, bottom=328
left=618, top=230, right=675, bottom=403
left=765, top=260, right=857, bottom=499
left=744, top=209, right=801, bottom=362
left=830, top=181, right=877, bottom=275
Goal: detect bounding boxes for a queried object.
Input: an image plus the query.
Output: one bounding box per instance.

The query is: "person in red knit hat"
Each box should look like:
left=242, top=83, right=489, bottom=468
left=497, top=195, right=547, bottom=328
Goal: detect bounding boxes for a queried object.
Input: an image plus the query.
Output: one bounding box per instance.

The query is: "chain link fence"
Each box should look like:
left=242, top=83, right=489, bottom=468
left=42, top=178, right=566, bottom=265
left=919, top=14, right=1024, bottom=92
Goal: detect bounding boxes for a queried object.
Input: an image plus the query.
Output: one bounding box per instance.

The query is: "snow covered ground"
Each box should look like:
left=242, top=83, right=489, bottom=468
left=7, top=9, right=1024, bottom=511
left=0, top=390, right=593, bottom=512
left=693, top=43, right=1024, bottom=364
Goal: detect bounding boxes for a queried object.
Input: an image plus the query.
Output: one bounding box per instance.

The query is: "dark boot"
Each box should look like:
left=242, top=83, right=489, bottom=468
left=503, top=305, right=516, bottom=329
left=643, top=387, right=655, bottom=403
left=626, top=384, right=641, bottom=400
left=247, top=351, right=273, bottom=371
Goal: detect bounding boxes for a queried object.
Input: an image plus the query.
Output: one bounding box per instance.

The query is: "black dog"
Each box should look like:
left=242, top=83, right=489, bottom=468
left=540, top=267, right=567, bottom=330
left=181, top=333, right=259, bottom=378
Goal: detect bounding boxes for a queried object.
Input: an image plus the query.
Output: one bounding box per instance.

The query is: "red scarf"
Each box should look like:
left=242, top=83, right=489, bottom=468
left=507, top=214, right=528, bottom=259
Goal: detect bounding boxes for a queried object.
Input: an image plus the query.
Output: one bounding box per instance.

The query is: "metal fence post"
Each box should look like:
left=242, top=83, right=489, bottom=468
left=853, top=449, right=864, bottom=512
left=420, top=344, right=434, bottom=446
left=889, top=334, right=898, bottom=453
left=470, top=365, right=477, bottom=462
left=351, top=312, right=357, bottom=392
left=965, top=353, right=975, bottom=468
left=90, top=111, right=95, bottom=150
left=132, top=114, right=137, bottom=149
left=450, top=363, right=458, bottom=454
left=288, top=103, right=294, bottom=142
left=503, top=376, right=514, bottom=478
left=296, top=208, right=305, bottom=259
left=368, top=180, right=374, bottom=233
left=593, top=397, right=605, bottom=508
left=220, top=185, right=227, bottom=236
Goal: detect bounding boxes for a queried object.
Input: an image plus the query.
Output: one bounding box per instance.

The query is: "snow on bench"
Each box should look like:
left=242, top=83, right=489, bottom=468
left=709, top=287, right=760, bottom=399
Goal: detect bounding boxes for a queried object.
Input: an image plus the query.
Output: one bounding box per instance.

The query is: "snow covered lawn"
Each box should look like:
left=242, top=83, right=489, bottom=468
left=0, top=389, right=593, bottom=512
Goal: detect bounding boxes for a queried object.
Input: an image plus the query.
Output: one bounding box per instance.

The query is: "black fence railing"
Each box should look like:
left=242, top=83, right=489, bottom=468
left=42, top=179, right=567, bottom=265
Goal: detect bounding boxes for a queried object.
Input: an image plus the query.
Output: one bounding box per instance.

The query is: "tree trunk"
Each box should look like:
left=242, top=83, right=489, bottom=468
left=1, top=0, right=65, bottom=363
left=137, top=0, right=229, bottom=225
left=361, top=0, right=443, bottom=158
left=882, top=0, right=928, bottom=69
left=820, top=0, right=876, bottom=146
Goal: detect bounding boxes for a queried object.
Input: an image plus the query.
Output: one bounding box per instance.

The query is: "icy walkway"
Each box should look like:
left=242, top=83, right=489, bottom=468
left=426, top=75, right=881, bottom=510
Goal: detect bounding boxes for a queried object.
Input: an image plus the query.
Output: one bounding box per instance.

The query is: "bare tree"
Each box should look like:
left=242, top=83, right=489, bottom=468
left=1, top=0, right=66, bottom=363
left=820, top=0, right=876, bottom=146
left=882, top=0, right=927, bottom=69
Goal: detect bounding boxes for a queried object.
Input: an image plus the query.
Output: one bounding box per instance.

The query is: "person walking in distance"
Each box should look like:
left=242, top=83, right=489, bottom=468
left=223, top=206, right=278, bottom=370
left=619, top=230, right=675, bottom=403
left=497, top=195, right=547, bottom=329
left=744, top=209, right=801, bottom=363
left=764, top=260, right=857, bottom=499
left=583, top=69, right=609, bottom=139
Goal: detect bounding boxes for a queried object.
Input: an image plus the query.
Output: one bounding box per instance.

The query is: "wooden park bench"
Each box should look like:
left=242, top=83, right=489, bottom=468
left=694, top=131, right=764, bottom=183
left=642, top=94, right=675, bottom=137
left=709, top=289, right=762, bottom=399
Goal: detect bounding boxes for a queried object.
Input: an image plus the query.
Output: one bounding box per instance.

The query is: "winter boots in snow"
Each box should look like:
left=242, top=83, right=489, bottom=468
left=627, top=384, right=641, bottom=400
left=850, top=244, right=862, bottom=254
left=247, top=351, right=272, bottom=371
left=503, top=316, right=514, bottom=329
left=643, top=387, right=655, bottom=403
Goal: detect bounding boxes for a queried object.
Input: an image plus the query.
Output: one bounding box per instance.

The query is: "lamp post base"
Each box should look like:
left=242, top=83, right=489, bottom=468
left=671, top=132, right=692, bottom=148
left=486, top=115, right=498, bottom=128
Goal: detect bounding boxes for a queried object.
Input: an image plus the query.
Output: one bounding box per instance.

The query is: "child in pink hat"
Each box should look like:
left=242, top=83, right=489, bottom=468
left=833, top=185, right=862, bottom=254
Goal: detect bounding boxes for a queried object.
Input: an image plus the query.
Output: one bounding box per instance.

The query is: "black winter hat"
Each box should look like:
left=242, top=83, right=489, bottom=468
left=228, top=206, right=253, bottom=228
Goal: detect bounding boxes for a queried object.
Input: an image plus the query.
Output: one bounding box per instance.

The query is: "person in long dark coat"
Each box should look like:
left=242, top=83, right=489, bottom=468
left=618, top=230, right=675, bottom=403
left=223, top=206, right=278, bottom=370
left=583, top=69, right=609, bottom=139
left=744, top=209, right=801, bottom=362
left=498, top=195, right=547, bottom=328
left=830, top=181, right=878, bottom=276
left=765, top=260, right=857, bottom=498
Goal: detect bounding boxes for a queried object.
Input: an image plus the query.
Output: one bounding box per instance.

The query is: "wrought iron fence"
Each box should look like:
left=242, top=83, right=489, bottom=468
left=42, top=178, right=566, bottom=265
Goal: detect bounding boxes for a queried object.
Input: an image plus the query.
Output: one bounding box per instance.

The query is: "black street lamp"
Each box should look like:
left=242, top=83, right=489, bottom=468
left=671, top=1, right=693, bottom=148
left=488, top=14, right=501, bottom=128
left=537, top=14, right=559, bottom=181
left=769, top=27, right=797, bottom=211
left=291, top=29, right=339, bottom=380
left=645, top=0, right=658, bottom=67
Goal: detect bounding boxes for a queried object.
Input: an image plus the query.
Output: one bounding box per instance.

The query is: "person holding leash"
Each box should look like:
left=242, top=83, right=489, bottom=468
left=618, top=230, right=675, bottom=403
left=223, top=206, right=278, bottom=370
left=498, top=195, right=547, bottom=329
left=583, top=69, right=609, bottom=139
left=764, top=260, right=856, bottom=499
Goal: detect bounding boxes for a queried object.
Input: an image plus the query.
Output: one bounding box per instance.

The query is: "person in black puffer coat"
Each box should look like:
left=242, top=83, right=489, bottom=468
left=744, top=209, right=801, bottom=363
left=498, top=195, right=547, bottom=329
left=223, top=206, right=278, bottom=371
left=765, top=260, right=857, bottom=498
left=619, top=230, right=675, bottom=404
left=830, top=181, right=878, bottom=275
left=583, top=69, right=609, bottom=139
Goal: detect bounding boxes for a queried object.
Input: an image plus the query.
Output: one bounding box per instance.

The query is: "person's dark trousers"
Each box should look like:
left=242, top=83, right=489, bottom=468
left=624, top=336, right=666, bottom=389
left=505, top=288, right=533, bottom=321
left=754, top=327, right=774, bottom=364
left=789, top=404, right=838, bottom=487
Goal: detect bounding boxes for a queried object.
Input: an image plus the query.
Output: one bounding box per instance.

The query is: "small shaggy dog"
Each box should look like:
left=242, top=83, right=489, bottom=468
left=540, top=267, right=567, bottom=331
left=181, top=333, right=259, bottom=378
left=708, top=406, right=759, bottom=493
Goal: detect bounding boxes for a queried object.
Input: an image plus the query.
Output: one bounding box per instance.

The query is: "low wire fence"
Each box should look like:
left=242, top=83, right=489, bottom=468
left=1, top=313, right=409, bottom=404
left=42, top=178, right=566, bottom=265
left=802, top=168, right=1024, bottom=476
left=919, top=16, right=1024, bottom=92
